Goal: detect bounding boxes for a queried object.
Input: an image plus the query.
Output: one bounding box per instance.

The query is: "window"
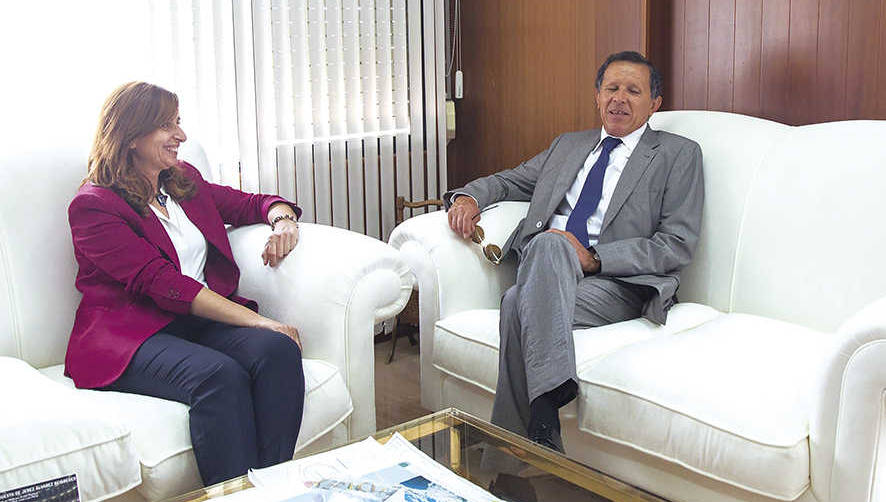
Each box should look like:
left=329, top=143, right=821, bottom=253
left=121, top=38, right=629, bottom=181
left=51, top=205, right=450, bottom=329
left=151, top=0, right=447, bottom=239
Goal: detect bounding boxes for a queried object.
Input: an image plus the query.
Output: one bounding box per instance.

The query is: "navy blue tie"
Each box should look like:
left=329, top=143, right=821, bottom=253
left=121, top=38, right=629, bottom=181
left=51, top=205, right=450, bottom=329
left=565, top=136, right=622, bottom=247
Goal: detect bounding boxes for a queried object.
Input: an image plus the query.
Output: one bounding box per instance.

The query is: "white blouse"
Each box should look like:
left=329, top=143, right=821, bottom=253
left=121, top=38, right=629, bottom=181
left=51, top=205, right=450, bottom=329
left=148, top=187, right=209, bottom=287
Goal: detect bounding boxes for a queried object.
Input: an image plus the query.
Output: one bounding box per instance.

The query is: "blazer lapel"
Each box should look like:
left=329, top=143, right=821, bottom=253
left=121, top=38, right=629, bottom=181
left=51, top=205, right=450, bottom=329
left=600, top=127, right=660, bottom=235
left=141, top=211, right=181, bottom=269
left=179, top=196, right=235, bottom=263
left=544, top=129, right=600, bottom=218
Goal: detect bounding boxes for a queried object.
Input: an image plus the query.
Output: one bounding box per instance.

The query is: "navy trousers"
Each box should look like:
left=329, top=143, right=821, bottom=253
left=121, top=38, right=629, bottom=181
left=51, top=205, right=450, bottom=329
left=103, top=316, right=305, bottom=486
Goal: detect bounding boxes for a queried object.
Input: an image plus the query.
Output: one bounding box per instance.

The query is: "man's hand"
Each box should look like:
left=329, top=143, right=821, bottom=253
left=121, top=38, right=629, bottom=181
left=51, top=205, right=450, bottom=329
left=263, top=219, right=299, bottom=267
left=546, top=229, right=601, bottom=274
left=448, top=195, right=480, bottom=239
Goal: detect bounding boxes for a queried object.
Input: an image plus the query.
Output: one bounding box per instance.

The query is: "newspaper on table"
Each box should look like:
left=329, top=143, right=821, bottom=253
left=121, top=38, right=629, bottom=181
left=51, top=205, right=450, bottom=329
left=242, top=432, right=501, bottom=502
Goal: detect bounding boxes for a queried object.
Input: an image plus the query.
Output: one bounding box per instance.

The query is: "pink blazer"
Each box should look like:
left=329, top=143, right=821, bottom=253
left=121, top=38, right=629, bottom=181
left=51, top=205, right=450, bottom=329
left=65, top=162, right=300, bottom=389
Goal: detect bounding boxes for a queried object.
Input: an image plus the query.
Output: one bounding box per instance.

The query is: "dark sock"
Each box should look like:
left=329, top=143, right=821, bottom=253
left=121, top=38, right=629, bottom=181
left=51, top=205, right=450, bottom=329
left=528, top=379, right=577, bottom=435
left=552, top=379, right=578, bottom=406
left=529, top=392, right=560, bottom=434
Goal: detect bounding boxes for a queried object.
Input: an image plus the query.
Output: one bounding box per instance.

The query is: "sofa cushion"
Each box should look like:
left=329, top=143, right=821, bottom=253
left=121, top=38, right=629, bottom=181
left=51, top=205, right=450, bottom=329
left=0, top=148, right=84, bottom=367
left=433, top=309, right=500, bottom=393
left=40, top=357, right=353, bottom=501
left=295, top=358, right=355, bottom=451
left=647, top=111, right=790, bottom=313
left=729, top=120, right=886, bottom=332
left=578, top=313, right=834, bottom=500
left=0, top=357, right=141, bottom=502
left=432, top=302, right=720, bottom=394
left=39, top=365, right=197, bottom=501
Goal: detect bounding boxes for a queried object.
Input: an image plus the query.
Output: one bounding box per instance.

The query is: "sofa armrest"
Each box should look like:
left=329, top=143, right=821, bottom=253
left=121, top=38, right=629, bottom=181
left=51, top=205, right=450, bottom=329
left=811, top=295, right=886, bottom=502
left=227, top=223, right=413, bottom=438
left=389, top=201, right=528, bottom=318
left=388, top=202, right=527, bottom=409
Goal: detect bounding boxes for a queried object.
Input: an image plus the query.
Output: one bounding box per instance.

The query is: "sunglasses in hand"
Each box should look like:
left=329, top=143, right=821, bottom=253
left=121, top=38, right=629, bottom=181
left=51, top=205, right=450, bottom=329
left=462, top=203, right=503, bottom=265
left=471, top=225, right=503, bottom=265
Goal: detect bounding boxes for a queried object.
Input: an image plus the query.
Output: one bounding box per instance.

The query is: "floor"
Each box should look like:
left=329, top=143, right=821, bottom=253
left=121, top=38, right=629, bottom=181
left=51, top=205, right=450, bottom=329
left=372, top=328, right=613, bottom=501
left=373, top=326, right=431, bottom=430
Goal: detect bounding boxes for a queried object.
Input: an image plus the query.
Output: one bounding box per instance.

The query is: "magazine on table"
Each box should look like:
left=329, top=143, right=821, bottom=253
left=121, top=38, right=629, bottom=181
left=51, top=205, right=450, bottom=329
left=240, top=433, right=500, bottom=502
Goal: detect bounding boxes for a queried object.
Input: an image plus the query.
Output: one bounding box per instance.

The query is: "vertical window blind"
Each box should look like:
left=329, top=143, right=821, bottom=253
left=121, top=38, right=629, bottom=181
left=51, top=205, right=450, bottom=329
left=149, top=0, right=447, bottom=239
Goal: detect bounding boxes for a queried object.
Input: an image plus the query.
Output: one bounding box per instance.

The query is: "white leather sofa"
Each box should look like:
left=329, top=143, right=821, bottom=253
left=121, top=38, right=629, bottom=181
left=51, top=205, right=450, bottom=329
left=0, top=141, right=413, bottom=501
left=389, top=110, right=886, bottom=502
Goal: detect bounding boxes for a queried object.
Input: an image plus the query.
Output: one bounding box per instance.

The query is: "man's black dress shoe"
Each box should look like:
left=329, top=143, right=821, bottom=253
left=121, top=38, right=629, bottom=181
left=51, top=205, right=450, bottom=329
left=528, top=422, right=564, bottom=453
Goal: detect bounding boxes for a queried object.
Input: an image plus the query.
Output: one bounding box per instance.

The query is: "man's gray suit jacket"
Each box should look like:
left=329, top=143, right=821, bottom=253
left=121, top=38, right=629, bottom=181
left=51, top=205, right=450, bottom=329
left=444, top=126, right=704, bottom=325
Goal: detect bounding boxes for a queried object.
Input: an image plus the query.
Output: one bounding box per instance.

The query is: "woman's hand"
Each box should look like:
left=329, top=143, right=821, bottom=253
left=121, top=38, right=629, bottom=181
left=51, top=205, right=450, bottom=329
left=190, top=289, right=303, bottom=350
left=258, top=317, right=302, bottom=351
left=263, top=219, right=299, bottom=267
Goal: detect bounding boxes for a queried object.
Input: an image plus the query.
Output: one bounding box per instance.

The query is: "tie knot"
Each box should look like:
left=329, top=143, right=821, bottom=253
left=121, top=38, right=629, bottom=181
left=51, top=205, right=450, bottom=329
left=600, top=136, right=622, bottom=153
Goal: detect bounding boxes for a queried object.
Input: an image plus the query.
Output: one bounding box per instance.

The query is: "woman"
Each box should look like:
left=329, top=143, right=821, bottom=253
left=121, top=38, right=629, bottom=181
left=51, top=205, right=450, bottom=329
left=65, top=82, right=305, bottom=485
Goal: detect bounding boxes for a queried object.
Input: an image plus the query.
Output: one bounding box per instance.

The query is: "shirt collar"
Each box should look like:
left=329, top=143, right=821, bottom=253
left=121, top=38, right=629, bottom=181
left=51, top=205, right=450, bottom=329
left=597, top=123, right=648, bottom=155
left=153, top=185, right=179, bottom=217
left=158, top=185, right=177, bottom=207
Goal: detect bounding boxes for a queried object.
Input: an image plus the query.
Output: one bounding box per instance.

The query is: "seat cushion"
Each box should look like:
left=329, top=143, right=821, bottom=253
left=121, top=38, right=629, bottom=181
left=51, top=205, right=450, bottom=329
left=40, top=358, right=353, bottom=501
left=39, top=365, right=198, bottom=501
left=0, top=357, right=140, bottom=502
left=578, top=313, right=834, bottom=501
left=296, top=358, right=354, bottom=450
left=432, top=302, right=720, bottom=394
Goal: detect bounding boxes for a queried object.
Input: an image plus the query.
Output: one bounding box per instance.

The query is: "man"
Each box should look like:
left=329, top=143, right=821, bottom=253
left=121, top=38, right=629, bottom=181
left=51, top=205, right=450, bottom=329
left=445, top=51, right=704, bottom=452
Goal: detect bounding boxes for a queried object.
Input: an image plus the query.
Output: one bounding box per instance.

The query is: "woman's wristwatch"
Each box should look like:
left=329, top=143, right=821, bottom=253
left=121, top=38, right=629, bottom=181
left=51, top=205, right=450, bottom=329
left=270, top=213, right=297, bottom=230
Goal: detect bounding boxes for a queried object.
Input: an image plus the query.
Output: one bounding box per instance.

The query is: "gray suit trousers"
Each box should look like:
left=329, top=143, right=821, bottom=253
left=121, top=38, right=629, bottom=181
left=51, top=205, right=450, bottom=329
left=490, top=232, right=650, bottom=437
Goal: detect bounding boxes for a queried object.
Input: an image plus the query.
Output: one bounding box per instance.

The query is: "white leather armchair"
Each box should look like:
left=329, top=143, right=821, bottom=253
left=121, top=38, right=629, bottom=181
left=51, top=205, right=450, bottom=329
left=229, top=221, right=414, bottom=441
left=0, top=142, right=412, bottom=501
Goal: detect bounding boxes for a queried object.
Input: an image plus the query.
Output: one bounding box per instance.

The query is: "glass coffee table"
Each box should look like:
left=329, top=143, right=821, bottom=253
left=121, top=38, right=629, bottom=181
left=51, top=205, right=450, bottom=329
left=166, top=408, right=667, bottom=502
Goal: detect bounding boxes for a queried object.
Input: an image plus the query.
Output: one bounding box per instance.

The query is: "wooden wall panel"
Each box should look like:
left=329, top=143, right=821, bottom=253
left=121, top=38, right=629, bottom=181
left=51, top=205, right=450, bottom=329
left=815, top=0, right=849, bottom=122
left=446, top=0, right=647, bottom=190
left=447, top=0, right=886, bottom=191
left=879, top=0, right=886, bottom=115
left=682, top=0, right=710, bottom=110
left=650, top=0, right=886, bottom=125
left=707, top=0, right=735, bottom=110
left=760, top=0, right=791, bottom=123
left=788, top=0, right=819, bottom=125
left=648, top=0, right=694, bottom=111
left=733, top=0, right=762, bottom=116
left=845, top=0, right=882, bottom=119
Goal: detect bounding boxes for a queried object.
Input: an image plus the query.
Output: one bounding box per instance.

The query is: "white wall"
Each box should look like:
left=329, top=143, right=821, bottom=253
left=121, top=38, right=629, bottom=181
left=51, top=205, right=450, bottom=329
left=0, top=1, right=155, bottom=154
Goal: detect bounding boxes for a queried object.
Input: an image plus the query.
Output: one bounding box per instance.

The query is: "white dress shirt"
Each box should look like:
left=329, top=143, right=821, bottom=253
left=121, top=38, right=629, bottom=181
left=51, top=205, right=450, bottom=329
left=548, top=123, right=648, bottom=245
left=149, top=187, right=209, bottom=287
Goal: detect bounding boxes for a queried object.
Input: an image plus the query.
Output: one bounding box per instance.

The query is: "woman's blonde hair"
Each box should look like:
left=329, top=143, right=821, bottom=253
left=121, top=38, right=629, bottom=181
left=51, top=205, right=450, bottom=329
left=86, top=82, right=195, bottom=213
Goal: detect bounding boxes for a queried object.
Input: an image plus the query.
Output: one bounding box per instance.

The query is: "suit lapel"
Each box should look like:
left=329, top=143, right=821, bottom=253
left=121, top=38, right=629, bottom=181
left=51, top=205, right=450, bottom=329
left=544, top=129, right=601, bottom=218
left=600, top=127, right=660, bottom=235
